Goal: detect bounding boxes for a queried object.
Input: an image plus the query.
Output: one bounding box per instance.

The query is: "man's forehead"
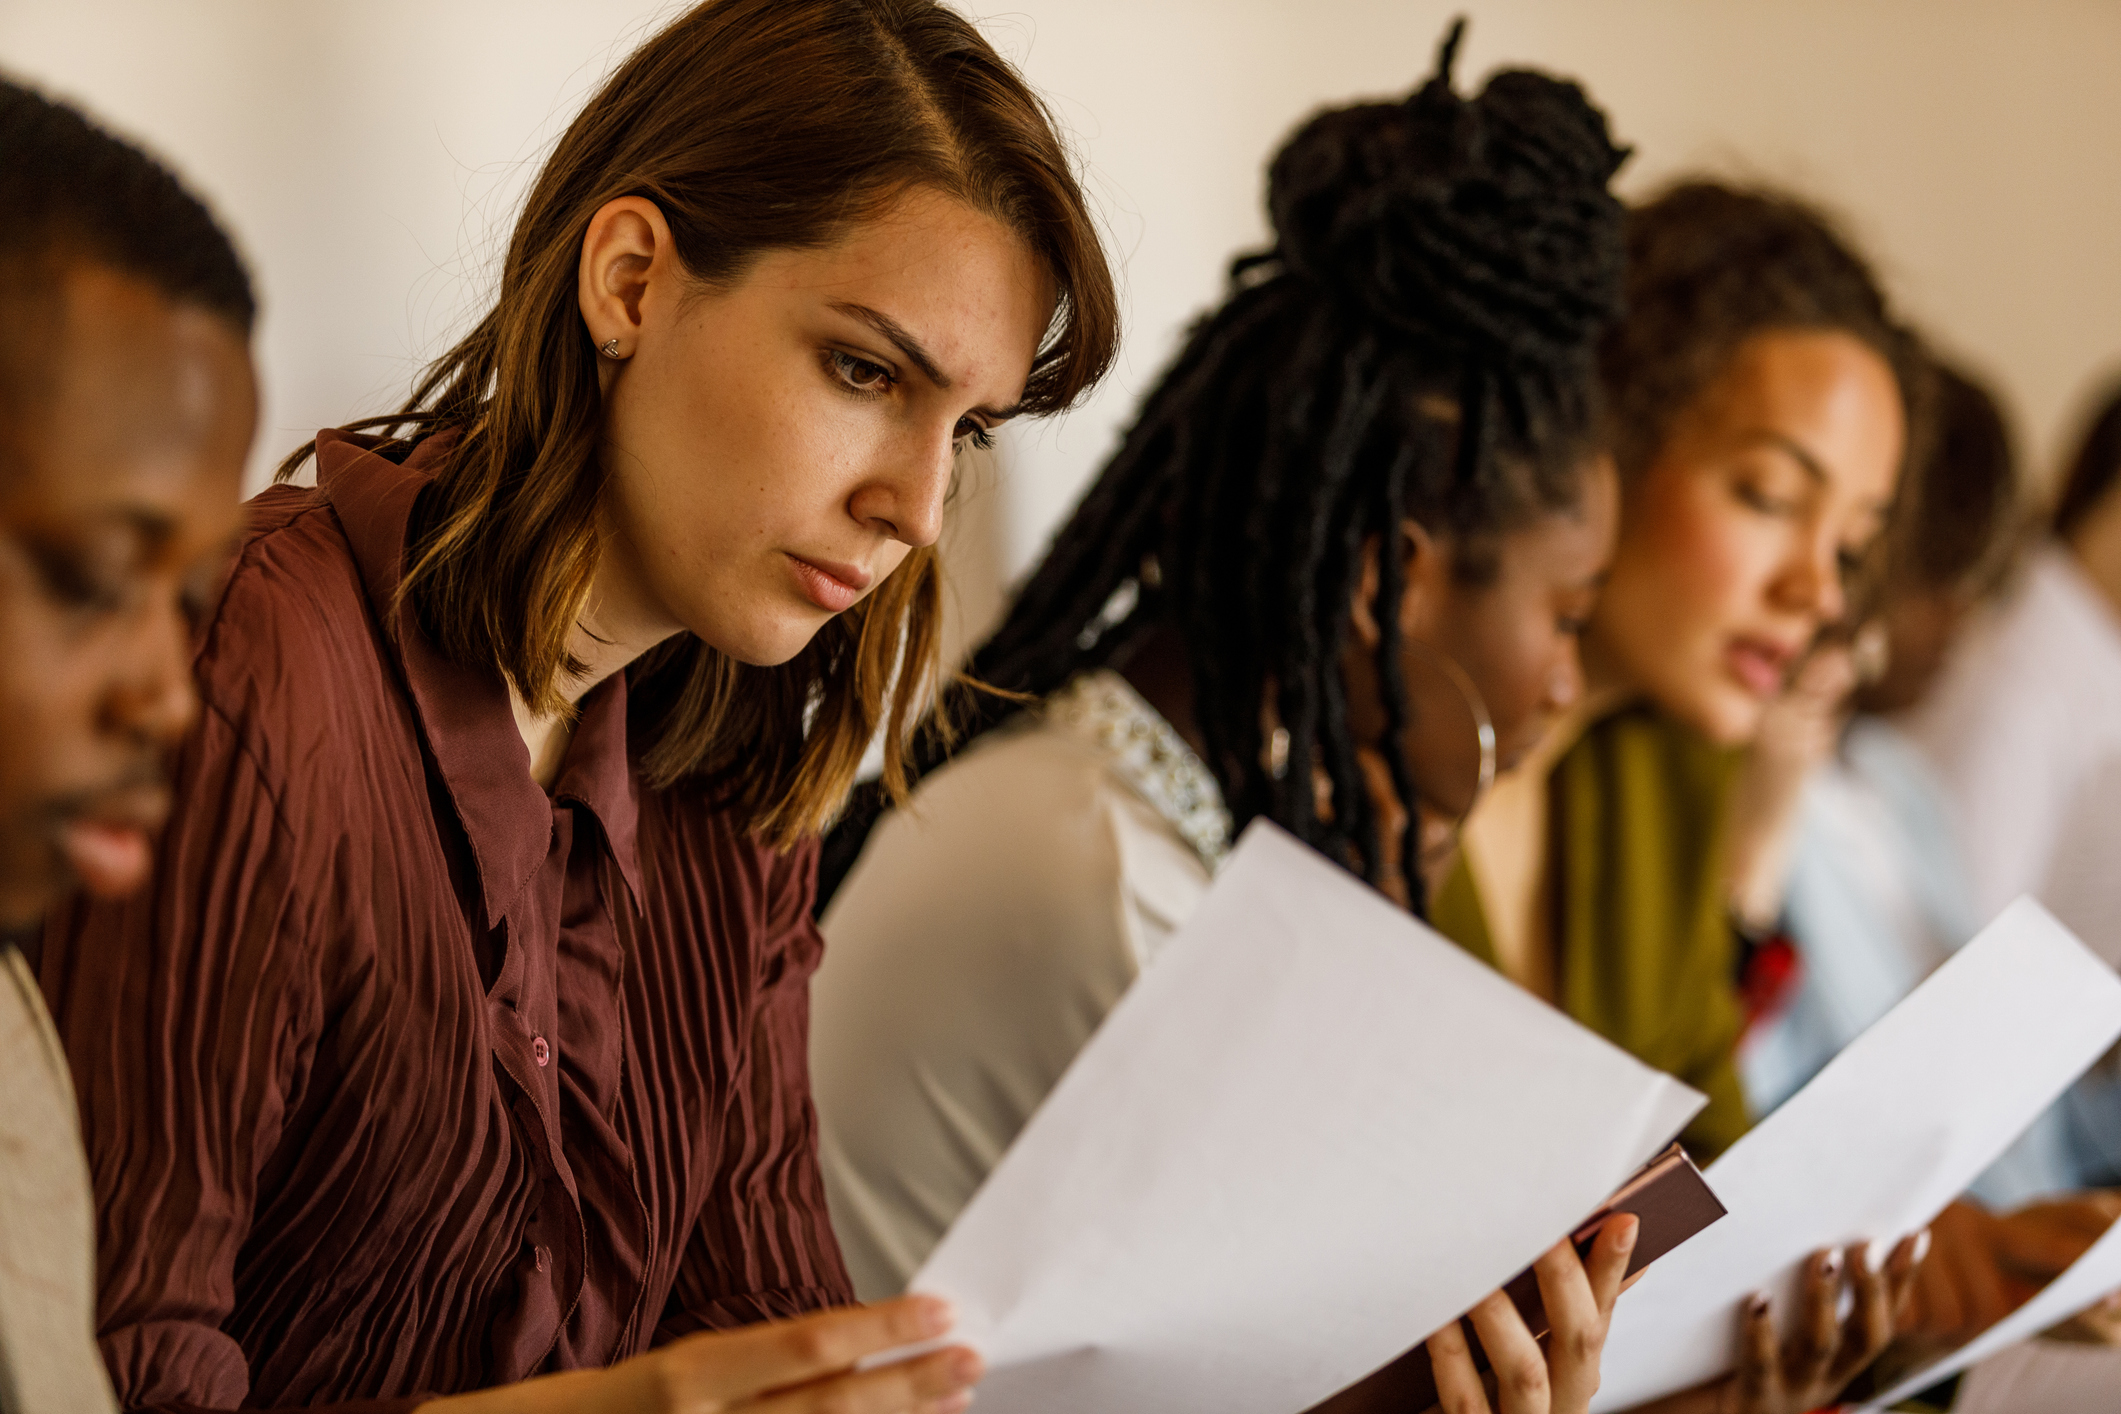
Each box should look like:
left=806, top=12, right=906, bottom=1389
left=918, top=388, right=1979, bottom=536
left=1, top=265, right=251, bottom=539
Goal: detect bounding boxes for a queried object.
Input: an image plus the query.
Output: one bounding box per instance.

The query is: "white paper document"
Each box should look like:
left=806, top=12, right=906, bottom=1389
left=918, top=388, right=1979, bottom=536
left=1592, top=897, right=2121, bottom=1411
left=1950, top=1337, right=2121, bottom=1414
left=907, top=821, right=1705, bottom=1414
left=1865, top=1213, right=2121, bottom=1407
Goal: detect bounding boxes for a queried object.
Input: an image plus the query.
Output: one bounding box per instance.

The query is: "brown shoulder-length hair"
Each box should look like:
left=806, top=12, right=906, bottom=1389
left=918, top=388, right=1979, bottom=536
left=281, top=0, right=1117, bottom=845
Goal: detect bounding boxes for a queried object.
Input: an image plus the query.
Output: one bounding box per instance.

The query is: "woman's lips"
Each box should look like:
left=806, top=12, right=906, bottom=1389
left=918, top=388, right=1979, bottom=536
left=1725, top=636, right=1796, bottom=697
left=787, top=554, right=871, bottom=614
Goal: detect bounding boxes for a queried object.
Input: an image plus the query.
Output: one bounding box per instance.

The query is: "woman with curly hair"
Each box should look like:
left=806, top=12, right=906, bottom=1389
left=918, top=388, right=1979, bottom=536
left=1439, top=181, right=1932, bottom=1410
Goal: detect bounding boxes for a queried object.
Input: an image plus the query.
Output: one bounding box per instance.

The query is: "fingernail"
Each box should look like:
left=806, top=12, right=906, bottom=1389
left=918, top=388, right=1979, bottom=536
left=933, top=1393, right=975, bottom=1414
left=1820, top=1249, right=1842, bottom=1278
left=1615, top=1214, right=1640, bottom=1252
left=1913, top=1228, right=1933, bottom=1266
left=1749, top=1291, right=1771, bottom=1317
left=915, top=1295, right=955, bottom=1338
left=949, top=1348, right=985, bottom=1385
left=1862, top=1240, right=1885, bottom=1275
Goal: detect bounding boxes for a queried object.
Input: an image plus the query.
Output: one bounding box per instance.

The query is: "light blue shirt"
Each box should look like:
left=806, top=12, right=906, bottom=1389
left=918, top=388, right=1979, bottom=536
left=1743, top=718, right=2121, bottom=1208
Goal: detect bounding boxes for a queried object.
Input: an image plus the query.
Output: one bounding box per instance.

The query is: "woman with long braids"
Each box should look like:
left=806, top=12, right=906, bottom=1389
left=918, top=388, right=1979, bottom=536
left=37, top=2, right=1115, bottom=1411
left=812, top=31, right=1671, bottom=1414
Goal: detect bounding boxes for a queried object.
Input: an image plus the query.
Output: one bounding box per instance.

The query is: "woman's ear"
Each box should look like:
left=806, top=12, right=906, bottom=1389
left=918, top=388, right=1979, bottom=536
left=577, top=196, right=674, bottom=367
left=1348, top=519, right=1443, bottom=650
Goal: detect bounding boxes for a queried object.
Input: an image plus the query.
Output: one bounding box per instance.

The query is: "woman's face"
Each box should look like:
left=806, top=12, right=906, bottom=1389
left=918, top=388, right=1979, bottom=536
left=580, top=186, right=1054, bottom=666
left=1589, top=330, right=1905, bottom=745
left=1346, top=457, right=1619, bottom=825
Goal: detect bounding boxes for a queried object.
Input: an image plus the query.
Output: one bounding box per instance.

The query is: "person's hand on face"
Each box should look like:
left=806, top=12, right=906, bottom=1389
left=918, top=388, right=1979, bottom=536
left=1588, top=330, right=1904, bottom=747
left=1724, top=642, right=1859, bottom=930
left=0, top=262, right=252, bottom=928
left=572, top=186, right=1054, bottom=674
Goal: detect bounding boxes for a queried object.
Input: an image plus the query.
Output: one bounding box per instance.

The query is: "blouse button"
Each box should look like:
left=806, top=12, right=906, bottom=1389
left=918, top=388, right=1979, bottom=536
left=532, top=1036, right=551, bottom=1067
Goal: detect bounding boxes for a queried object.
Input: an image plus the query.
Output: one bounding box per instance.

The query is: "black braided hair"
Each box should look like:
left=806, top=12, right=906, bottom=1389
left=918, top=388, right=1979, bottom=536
left=818, top=20, right=1628, bottom=912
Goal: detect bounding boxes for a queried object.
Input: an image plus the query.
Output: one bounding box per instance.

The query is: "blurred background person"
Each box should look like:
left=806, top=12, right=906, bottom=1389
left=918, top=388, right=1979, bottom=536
left=1903, top=376, right=2121, bottom=970
left=1735, top=362, right=2121, bottom=1359
left=0, top=79, right=256, bottom=1414
left=1436, top=178, right=1930, bottom=1411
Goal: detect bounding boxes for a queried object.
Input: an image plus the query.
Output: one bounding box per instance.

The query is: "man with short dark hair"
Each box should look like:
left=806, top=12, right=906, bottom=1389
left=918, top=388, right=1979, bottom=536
left=0, top=78, right=256, bottom=1413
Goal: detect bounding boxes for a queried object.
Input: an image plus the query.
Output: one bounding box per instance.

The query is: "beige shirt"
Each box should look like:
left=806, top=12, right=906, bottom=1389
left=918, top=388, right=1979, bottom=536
left=0, top=945, right=119, bottom=1414
left=811, top=672, right=1230, bottom=1298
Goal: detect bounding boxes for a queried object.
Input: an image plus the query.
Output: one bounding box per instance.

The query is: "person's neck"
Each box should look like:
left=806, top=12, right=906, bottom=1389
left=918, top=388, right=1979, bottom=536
left=512, top=568, right=681, bottom=792
left=2068, top=492, right=2121, bottom=628
left=1114, top=621, right=1209, bottom=760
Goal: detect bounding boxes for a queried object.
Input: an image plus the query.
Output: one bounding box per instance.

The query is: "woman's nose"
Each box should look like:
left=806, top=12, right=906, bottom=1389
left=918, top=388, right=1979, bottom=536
left=1772, top=526, right=1848, bottom=626
left=851, top=431, right=953, bottom=548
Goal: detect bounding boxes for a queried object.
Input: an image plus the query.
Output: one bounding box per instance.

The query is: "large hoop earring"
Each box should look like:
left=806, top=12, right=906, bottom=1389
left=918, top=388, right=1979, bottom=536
left=1403, top=638, right=1497, bottom=860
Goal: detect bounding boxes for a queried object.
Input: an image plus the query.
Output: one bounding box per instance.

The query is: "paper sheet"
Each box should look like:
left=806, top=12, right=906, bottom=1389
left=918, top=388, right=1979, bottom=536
left=906, top=821, right=1705, bottom=1414
left=1591, top=898, right=2121, bottom=1411
left=1864, top=1214, right=2121, bottom=1407
left=1949, top=1337, right=2121, bottom=1414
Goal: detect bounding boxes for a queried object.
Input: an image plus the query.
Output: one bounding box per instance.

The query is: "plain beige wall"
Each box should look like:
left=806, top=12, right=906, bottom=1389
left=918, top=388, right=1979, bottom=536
left=5, top=0, right=2118, bottom=653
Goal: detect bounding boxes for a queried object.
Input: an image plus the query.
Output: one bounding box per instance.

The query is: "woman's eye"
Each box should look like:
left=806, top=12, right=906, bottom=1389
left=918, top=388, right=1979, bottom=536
left=827, top=350, right=894, bottom=395
left=1836, top=545, right=1869, bottom=580
left=1734, top=481, right=1798, bottom=516
left=955, top=420, right=995, bottom=453
left=1556, top=615, right=1590, bottom=637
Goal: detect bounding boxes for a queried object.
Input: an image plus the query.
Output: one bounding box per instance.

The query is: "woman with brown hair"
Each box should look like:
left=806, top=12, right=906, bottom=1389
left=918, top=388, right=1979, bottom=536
left=35, top=2, right=1115, bottom=1412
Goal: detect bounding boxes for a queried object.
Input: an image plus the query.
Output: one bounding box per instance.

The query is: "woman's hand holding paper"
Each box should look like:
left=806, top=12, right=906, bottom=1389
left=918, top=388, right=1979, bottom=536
left=1426, top=1213, right=1639, bottom=1414
left=414, top=1296, right=982, bottom=1414
left=1618, top=1235, right=1922, bottom=1414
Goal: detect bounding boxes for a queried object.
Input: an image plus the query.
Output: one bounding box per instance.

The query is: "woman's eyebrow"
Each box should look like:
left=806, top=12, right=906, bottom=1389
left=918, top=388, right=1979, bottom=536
left=831, top=301, right=950, bottom=388
left=1736, top=427, right=1830, bottom=487
left=829, top=299, right=1024, bottom=421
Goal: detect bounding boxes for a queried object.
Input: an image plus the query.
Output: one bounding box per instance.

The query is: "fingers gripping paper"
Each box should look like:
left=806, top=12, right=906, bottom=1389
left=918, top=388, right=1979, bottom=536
left=907, top=822, right=1706, bottom=1414
left=1590, top=898, right=2121, bottom=1411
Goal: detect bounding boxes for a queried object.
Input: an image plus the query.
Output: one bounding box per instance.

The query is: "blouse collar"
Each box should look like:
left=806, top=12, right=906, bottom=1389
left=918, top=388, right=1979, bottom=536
left=312, top=430, right=644, bottom=926
left=1045, top=669, right=1232, bottom=871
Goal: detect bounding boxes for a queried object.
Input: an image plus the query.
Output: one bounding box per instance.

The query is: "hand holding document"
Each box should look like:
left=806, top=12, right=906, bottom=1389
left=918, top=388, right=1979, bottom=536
left=904, top=822, right=1706, bottom=1414
left=1863, top=1205, right=2121, bottom=1407
left=1591, top=898, right=2121, bottom=1410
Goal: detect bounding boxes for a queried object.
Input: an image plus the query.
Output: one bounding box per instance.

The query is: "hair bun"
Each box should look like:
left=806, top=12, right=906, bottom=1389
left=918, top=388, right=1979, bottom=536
left=1266, top=19, right=1629, bottom=368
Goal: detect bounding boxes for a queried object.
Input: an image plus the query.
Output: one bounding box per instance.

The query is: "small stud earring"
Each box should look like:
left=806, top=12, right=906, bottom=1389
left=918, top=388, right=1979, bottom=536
left=599, top=337, right=623, bottom=360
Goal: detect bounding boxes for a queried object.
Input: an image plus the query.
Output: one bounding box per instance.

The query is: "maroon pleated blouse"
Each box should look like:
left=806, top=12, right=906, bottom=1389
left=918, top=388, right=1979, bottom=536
left=37, top=431, right=853, bottom=1413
